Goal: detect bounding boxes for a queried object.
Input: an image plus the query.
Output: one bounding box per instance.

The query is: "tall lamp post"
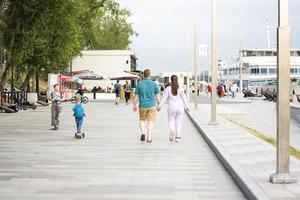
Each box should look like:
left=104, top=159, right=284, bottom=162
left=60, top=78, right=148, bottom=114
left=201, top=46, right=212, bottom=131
left=185, top=28, right=191, bottom=101
left=239, top=38, right=243, bottom=100
left=193, top=0, right=200, bottom=109
left=270, top=0, right=297, bottom=184
left=210, top=0, right=217, bottom=124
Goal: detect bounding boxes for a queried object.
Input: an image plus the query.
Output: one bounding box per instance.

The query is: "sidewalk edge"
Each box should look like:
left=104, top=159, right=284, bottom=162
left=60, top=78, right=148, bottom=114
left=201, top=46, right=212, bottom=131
left=187, top=112, right=271, bottom=200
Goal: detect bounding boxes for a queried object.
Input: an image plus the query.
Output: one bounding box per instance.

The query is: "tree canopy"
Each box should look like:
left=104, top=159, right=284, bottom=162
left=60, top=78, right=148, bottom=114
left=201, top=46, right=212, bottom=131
left=0, top=0, right=137, bottom=92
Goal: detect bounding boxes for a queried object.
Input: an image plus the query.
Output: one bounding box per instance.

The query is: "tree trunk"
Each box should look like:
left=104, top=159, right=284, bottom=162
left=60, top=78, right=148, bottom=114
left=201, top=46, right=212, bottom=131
left=21, top=70, right=33, bottom=92
left=0, top=63, right=10, bottom=92
left=1, top=28, right=16, bottom=92
left=0, top=0, right=5, bottom=92
left=35, top=65, right=39, bottom=96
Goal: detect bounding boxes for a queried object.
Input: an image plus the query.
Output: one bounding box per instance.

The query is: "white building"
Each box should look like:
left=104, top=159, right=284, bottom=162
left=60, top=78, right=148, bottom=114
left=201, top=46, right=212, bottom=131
left=219, top=49, right=300, bottom=87
left=71, top=50, right=138, bottom=90
left=159, top=72, right=192, bottom=87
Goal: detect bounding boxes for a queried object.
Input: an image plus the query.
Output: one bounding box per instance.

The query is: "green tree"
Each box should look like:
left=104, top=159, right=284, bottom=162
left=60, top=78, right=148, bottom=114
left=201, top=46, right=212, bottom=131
left=0, top=0, right=87, bottom=92
left=86, top=0, right=137, bottom=50
left=0, top=0, right=137, bottom=93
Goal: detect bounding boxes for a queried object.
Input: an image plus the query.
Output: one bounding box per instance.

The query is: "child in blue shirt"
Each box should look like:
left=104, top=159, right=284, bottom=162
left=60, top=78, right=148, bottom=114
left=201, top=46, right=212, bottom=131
left=72, top=96, right=86, bottom=135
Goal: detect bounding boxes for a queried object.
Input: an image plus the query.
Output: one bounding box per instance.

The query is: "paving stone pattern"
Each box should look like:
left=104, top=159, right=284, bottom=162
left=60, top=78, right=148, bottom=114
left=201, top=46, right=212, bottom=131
left=0, top=102, right=245, bottom=200
left=189, top=104, right=300, bottom=200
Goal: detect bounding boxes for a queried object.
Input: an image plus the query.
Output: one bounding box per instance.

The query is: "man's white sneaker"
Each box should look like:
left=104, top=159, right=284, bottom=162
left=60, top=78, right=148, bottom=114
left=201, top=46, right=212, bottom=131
left=175, top=138, right=181, bottom=142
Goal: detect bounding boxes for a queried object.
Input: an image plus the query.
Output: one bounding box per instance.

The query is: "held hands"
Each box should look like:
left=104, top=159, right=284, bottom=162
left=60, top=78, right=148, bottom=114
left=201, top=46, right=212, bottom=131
left=185, top=107, right=190, bottom=112
left=133, top=105, right=138, bottom=112
left=156, top=105, right=161, bottom=112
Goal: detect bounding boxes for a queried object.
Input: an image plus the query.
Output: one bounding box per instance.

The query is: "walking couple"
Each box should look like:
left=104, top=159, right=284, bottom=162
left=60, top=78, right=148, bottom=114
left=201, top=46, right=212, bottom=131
left=133, top=69, right=190, bottom=143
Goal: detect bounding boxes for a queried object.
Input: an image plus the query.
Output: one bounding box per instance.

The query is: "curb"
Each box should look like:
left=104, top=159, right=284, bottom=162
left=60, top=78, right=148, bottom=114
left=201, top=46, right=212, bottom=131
left=186, top=112, right=271, bottom=200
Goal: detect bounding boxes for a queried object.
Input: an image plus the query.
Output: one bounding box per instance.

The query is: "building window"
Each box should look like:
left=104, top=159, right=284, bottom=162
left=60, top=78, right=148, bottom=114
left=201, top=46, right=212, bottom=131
left=260, top=68, right=268, bottom=75
left=250, top=68, right=259, bottom=75
left=290, top=68, right=298, bottom=75
left=269, top=68, right=276, bottom=75
left=130, top=56, right=137, bottom=71
left=265, top=51, right=272, bottom=56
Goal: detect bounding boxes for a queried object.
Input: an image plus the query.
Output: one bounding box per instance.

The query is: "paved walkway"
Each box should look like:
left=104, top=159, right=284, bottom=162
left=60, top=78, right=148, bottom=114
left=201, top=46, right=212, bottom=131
left=0, top=102, right=245, bottom=200
left=221, top=100, right=300, bottom=150
left=188, top=103, right=300, bottom=200
left=196, top=94, right=300, bottom=150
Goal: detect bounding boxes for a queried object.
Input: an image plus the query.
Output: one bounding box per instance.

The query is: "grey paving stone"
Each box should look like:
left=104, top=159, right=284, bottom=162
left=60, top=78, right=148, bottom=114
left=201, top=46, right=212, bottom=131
left=189, top=102, right=300, bottom=200
left=0, top=102, right=245, bottom=200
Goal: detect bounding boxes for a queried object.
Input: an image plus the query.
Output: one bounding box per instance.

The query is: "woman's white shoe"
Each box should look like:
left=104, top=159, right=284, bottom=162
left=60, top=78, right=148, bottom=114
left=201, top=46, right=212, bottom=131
left=169, top=133, right=175, bottom=142
left=175, top=138, right=181, bottom=142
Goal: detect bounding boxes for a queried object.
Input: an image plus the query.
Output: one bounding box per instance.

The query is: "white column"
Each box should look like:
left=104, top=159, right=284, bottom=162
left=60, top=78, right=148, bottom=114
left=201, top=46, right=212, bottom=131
left=193, top=0, right=200, bottom=109
left=270, top=0, right=297, bottom=184
left=210, top=0, right=217, bottom=124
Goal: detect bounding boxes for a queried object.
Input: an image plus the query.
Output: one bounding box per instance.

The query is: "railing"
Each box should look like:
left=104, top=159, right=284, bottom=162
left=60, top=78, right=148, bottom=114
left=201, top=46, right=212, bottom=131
left=0, top=91, right=27, bottom=107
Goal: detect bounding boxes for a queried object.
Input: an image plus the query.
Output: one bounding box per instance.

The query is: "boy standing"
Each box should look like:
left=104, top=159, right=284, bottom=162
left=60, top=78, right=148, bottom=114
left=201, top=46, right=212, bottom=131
left=73, top=96, right=85, bottom=137
left=49, top=84, right=62, bottom=130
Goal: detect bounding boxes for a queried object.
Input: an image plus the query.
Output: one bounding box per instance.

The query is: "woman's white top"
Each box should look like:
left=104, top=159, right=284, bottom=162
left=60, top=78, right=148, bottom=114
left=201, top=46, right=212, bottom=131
left=159, top=86, right=189, bottom=108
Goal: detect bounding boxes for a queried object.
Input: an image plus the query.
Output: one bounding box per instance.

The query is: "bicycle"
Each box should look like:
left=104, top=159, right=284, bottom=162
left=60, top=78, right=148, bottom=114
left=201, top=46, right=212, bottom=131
left=71, top=95, right=89, bottom=104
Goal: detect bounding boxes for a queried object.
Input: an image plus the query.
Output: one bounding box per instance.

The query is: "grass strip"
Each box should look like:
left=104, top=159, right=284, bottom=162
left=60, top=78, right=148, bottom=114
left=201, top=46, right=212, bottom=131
left=220, top=115, right=300, bottom=160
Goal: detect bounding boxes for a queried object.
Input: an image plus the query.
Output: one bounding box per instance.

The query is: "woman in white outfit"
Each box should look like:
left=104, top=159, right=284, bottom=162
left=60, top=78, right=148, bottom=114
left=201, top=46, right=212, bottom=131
left=157, top=75, right=190, bottom=142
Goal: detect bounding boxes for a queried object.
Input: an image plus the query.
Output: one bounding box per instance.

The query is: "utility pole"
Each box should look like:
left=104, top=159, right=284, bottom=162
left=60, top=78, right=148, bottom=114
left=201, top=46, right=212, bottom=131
left=270, top=0, right=297, bottom=184
left=210, top=0, right=217, bottom=124
left=185, top=27, right=190, bottom=100
left=226, top=56, right=230, bottom=89
left=193, top=0, right=200, bottom=109
left=239, top=38, right=243, bottom=100
left=267, top=25, right=271, bottom=49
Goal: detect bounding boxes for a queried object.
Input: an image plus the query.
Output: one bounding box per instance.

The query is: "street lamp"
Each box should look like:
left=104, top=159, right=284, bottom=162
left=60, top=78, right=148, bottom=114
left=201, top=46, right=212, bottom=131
left=193, top=0, right=200, bottom=109
left=270, top=0, right=297, bottom=184
left=185, top=28, right=191, bottom=101
left=239, top=37, right=243, bottom=100
left=210, top=0, right=217, bottom=124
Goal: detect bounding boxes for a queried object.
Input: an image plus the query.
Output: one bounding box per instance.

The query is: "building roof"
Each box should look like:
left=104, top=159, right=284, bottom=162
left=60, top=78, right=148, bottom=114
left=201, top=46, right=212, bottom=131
left=242, top=49, right=300, bottom=52
left=79, top=50, right=138, bottom=60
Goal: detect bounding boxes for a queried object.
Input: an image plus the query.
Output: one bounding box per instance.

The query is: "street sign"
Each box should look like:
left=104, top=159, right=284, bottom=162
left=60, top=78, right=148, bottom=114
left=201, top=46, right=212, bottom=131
left=199, top=44, right=208, bottom=56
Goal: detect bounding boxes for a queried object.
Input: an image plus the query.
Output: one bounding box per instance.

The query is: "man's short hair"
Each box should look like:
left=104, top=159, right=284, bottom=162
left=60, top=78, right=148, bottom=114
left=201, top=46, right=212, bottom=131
left=53, top=84, right=58, bottom=88
left=144, top=69, right=151, bottom=78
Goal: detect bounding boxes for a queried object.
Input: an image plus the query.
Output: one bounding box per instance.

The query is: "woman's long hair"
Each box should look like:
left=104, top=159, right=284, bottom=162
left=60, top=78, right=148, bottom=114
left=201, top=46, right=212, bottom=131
left=171, top=75, right=179, bottom=96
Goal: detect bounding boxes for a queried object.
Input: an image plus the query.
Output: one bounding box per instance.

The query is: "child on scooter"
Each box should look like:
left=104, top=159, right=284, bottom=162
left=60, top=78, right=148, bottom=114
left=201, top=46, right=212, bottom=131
left=73, top=95, right=86, bottom=139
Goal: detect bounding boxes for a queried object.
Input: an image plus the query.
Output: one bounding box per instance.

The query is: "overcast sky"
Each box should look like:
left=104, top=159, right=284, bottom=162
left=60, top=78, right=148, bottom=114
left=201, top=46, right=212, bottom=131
left=116, top=0, right=300, bottom=74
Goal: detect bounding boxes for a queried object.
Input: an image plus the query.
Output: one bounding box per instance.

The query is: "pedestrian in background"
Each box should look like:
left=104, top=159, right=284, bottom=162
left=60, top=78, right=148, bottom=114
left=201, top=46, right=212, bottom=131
left=217, top=83, right=223, bottom=98
left=230, top=82, right=238, bottom=98
left=207, top=84, right=212, bottom=97
left=114, top=80, right=121, bottom=105
left=124, top=81, right=131, bottom=105
left=157, top=75, right=190, bottom=142
left=92, top=86, right=97, bottom=100
left=48, top=84, right=62, bottom=130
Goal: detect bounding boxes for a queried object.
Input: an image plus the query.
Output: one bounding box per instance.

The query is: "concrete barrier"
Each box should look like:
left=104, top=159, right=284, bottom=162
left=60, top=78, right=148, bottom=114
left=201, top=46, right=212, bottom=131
left=291, top=103, right=300, bottom=123
left=27, top=93, right=38, bottom=104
